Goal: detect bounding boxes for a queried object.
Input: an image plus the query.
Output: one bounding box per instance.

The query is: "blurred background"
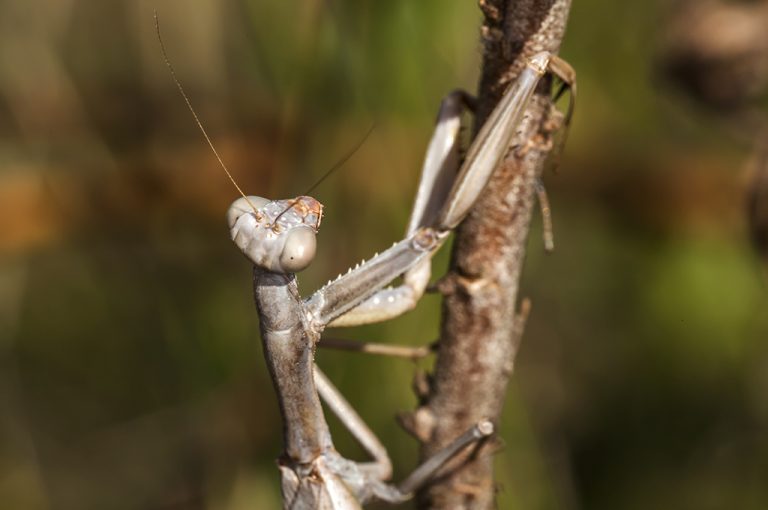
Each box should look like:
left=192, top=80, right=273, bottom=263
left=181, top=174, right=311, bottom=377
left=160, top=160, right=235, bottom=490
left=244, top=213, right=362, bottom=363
left=1, top=0, right=767, bottom=508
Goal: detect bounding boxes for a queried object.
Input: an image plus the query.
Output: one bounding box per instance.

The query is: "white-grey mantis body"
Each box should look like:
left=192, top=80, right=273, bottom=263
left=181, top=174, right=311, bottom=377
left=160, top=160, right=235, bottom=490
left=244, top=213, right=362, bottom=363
left=221, top=51, right=575, bottom=509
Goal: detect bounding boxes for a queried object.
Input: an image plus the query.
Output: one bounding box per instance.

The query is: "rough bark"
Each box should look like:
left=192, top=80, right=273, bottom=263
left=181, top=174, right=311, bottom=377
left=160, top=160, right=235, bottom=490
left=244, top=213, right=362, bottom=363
left=413, top=1, right=573, bottom=508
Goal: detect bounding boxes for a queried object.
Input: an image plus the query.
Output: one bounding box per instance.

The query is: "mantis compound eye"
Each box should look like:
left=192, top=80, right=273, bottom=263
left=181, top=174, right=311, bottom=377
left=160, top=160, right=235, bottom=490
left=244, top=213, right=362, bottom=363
left=279, top=226, right=316, bottom=273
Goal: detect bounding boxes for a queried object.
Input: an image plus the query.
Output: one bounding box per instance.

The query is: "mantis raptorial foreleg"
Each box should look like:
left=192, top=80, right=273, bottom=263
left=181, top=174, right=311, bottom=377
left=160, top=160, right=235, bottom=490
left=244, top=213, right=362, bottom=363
left=321, top=90, right=474, bottom=327
left=310, top=52, right=575, bottom=329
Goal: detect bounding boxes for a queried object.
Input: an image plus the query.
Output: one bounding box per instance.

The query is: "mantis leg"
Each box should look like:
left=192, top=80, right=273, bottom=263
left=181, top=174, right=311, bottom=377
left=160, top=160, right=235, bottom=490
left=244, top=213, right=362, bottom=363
left=313, top=366, right=393, bottom=480
left=317, top=337, right=431, bottom=359
left=535, top=177, right=555, bottom=252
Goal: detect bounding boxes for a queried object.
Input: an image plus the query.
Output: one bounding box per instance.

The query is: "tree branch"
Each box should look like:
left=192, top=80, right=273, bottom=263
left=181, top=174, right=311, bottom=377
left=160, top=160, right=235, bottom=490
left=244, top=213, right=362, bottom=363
left=413, top=2, right=573, bottom=508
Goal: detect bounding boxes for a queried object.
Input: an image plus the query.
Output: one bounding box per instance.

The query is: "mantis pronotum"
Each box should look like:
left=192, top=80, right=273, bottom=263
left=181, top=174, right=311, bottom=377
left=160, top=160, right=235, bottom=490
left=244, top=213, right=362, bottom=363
left=157, top=12, right=575, bottom=509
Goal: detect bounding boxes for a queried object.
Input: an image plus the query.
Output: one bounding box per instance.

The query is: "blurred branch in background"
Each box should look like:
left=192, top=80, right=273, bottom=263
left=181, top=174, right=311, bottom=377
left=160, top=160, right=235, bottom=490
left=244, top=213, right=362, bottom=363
left=656, top=0, right=768, bottom=115
left=747, top=139, right=768, bottom=278
left=656, top=0, right=768, bottom=279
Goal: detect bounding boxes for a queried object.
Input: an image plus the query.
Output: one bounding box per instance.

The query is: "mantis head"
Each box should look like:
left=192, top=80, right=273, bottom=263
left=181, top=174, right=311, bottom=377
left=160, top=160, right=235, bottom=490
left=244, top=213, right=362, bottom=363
left=228, top=195, right=323, bottom=274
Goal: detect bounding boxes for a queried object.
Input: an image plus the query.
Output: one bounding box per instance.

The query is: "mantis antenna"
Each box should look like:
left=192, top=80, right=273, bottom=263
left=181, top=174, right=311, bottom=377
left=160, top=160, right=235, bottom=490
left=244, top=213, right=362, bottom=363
left=154, top=11, right=257, bottom=212
left=303, top=122, right=375, bottom=196
left=270, top=122, right=375, bottom=227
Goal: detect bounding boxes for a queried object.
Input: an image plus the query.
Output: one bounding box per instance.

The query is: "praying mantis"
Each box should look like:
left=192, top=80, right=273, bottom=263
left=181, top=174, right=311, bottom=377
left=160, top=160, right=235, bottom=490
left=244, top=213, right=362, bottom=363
left=157, top=13, right=575, bottom=509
